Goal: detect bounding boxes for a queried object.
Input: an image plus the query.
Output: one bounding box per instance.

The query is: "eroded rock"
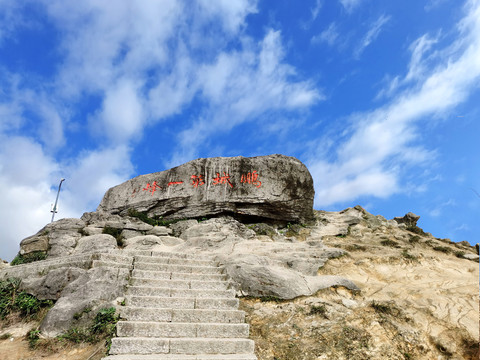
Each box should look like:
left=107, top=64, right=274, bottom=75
left=97, top=155, right=315, bottom=223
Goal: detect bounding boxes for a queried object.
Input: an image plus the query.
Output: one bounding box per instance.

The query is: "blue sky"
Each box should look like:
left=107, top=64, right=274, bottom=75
left=1, top=0, right=479, bottom=261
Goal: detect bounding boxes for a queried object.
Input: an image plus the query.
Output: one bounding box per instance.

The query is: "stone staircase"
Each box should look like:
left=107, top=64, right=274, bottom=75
left=104, top=251, right=257, bottom=360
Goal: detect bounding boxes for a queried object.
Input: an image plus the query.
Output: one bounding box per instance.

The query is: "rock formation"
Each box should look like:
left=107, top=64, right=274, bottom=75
left=97, top=154, right=315, bottom=223
left=0, top=155, right=478, bottom=360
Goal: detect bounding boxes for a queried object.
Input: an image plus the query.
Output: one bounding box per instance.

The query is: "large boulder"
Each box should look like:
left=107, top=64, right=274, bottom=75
left=97, top=155, right=314, bottom=223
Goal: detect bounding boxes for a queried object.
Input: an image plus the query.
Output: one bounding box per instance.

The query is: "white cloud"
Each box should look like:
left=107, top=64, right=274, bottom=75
left=0, top=0, right=321, bottom=261
left=63, top=146, right=134, bottom=214
left=0, top=136, right=59, bottom=261
left=354, top=14, right=391, bottom=58
left=311, top=0, right=322, bottom=21
left=197, top=0, right=258, bottom=33
left=311, top=22, right=339, bottom=46
left=309, top=0, right=480, bottom=207
left=94, top=79, right=145, bottom=143
left=171, top=29, right=322, bottom=166
left=339, top=0, right=362, bottom=13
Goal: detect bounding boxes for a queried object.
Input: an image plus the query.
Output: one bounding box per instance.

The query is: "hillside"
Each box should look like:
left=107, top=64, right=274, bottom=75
left=0, top=206, right=478, bottom=359
left=0, top=155, right=478, bottom=359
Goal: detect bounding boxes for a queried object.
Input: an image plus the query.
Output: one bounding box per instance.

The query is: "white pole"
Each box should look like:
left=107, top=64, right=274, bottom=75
left=51, top=178, right=65, bottom=223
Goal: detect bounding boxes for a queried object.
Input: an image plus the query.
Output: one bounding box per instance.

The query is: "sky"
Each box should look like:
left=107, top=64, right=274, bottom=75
left=0, top=0, right=479, bottom=262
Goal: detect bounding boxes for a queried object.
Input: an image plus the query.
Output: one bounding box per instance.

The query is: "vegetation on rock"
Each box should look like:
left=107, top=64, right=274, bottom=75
left=0, top=278, right=53, bottom=319
left=11, top=251, right=47, bottom=266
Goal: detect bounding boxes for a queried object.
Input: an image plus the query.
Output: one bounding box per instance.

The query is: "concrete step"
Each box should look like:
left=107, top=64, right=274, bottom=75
left=132, top=270, right=226, bottom=281
left=134, top=255, right=215, bottom=267
left=109, top=337, right=255, bottom=355
left=134, top=263, right=223, bottom=274
left=126, top=296, right=239, bottom=310
left=117, top=321, right=250, bottom=338
left=131, top=278, right=232, bottom=290
left=119, top=307, right=245, bottom=323
left=127, top=286, right=235, bottom=298
left=123, top=251, right=214, bottom=261
left=104, top=354, right=257, bottom=360
left=92, top=260, right=134, bottom=270
left=95, top=253, right=134, bottom=264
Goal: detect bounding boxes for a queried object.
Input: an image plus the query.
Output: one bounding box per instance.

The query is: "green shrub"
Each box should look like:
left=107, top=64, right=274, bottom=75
left=58, top=307, right=119, bottom=350
left=58, top=327, right=93, bottom=343
left=402, top=250, right=417, bottom=261
left=11, top=251, right=47, bottom=266
left=433, top=246, right=451, bottom=254
left=345, top=244, right=367, bottom=251
left=0, top=278, right=53, bottom=319
left=409, top=235, right=421, bottom=244
left=308, top=304, right=327, bottom=317
left=102, top=226, right=125, bottom=247
left=127, top=209, right=175, bottom=227
left=27, top=329, right=41, bottom=349
left=380, top=239, right=400, bottom=248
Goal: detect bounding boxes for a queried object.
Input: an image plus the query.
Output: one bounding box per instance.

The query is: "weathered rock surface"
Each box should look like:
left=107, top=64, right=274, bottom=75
left=97, top=155, right=315, bottom=223
left=40, top=266, right=130, bottom=336
left=393, top=211, right=420, bottom=227
left=74, top=234, right=118, bottom=254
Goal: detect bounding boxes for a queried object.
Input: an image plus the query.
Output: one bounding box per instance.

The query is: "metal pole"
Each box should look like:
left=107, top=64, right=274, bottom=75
left=51, top=178, right=65, bottom=223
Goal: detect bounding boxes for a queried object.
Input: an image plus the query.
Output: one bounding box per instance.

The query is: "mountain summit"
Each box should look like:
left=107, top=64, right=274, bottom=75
left=0, top=155, right=478, bottom=359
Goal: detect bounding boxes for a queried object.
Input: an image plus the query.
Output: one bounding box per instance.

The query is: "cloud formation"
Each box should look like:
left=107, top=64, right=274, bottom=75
left=0, top=0, right=319, bottom=260
left=309, top=0, right=480, bottom=207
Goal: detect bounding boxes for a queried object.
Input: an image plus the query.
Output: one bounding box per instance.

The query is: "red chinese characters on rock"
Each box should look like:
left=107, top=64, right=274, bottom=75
left=143, top=181, right=161, bottom=195
left=212, top=172, right=233, bottom=188
left=167, top=181, right=184, bottom=187
left=191, top=175, right=205, bottom=188
left=241, top=170, right=262, bottom=188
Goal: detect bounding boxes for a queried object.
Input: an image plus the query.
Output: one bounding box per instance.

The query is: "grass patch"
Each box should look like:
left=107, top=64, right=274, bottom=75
left=345, top=244, right=367, bottom=251
left=241, top=295, right=285, bottom=303
left=334, top=326, right=371, bottom=359
left=455, top=251, right=466, bottom=258
left=380, top=239, right=400, bottom=248
left=0, top=278, right=53, bottom=320
left=73, top=306, right=92, bottom=320
left=56, top=307, right=119, bottom=351
left=308, top=304, right=327, bottom=317
left=127, top=208, right=176, bottom=227
left=102, top=226, right=124, bottom=247
left=370, top=301, right=403, bottom=318
left=402, top=250, right=418, bottom=261
left=433, top=246, right=451, bottom=254
left=406, top=225, right=427, bottom=236
left=409, top=235, right=421, bottom=244
left=11, top=251, right=47, bottom=266
left=27, top=329, right=41, bottom=349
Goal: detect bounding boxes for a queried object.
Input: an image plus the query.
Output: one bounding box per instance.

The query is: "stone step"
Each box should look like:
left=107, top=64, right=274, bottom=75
left=127, top=286, right=235, bottom=298
left=133, top=263, right=223, bottom=274
left=109, top=337, right=255, bottom=355
left=134, top=255, right=215, bottom=267
left=120, top=307, right=245, bottom=323
left=132, top=270, right=226, bottom=281
left=92, top=260, right=134, bottom=270
left=126, top=296, right=239, bottom=310
left=131, top=278, right=232, bottom=290
left=117, top=321, right=250, bottom=338
left=95, top=253, right=134, bottom=264
left=123, top=250, right=213, bottom=261
left=103, top=354, right=257, bottom=360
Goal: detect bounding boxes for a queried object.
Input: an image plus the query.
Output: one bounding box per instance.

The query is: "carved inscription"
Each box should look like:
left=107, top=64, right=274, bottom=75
left=132, top=169, right=262, bottom=197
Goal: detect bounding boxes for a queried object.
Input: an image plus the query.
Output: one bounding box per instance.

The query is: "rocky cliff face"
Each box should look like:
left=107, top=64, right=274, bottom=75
left=0, top=155, right=478, bottom=360
left=97, top=154, right=315, bottom=223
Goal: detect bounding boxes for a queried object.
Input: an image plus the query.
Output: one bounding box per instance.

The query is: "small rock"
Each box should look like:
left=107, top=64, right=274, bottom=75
left=147, top=226, right=173, bottom=236
left=74, top=234, right=117, bottom=254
